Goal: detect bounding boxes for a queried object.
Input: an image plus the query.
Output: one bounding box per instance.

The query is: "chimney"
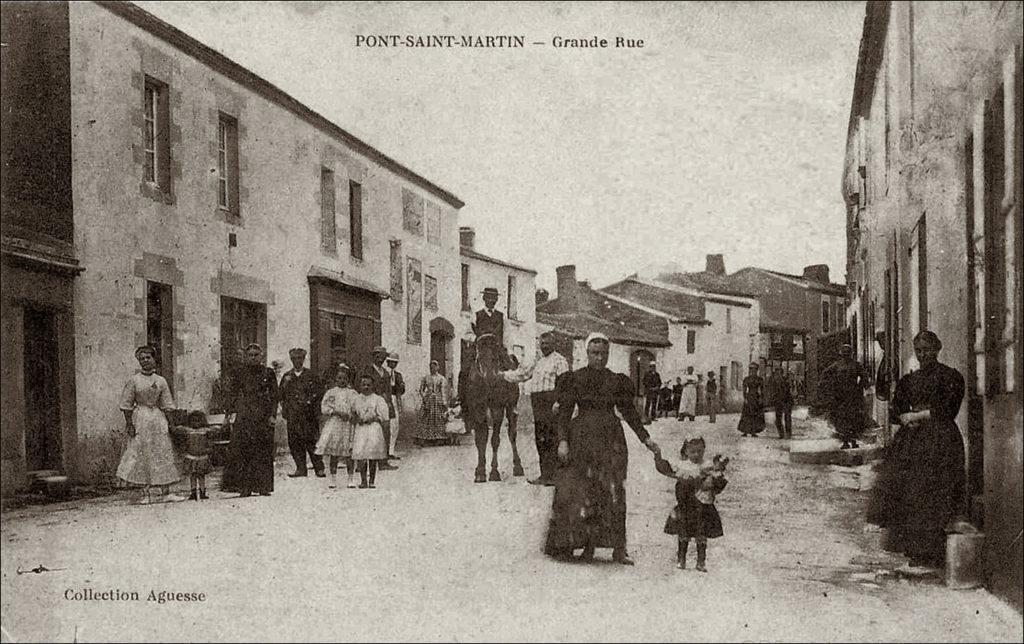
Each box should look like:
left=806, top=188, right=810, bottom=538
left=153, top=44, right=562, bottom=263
left=802, top=264, right=830, bottom=283
left=535, top=288, right=549, bottom=306
left=459, top=226, right=475, bottom=249
left=705, top=254, right=726, bottom=276
left=555, top=265, right=580, bottom=311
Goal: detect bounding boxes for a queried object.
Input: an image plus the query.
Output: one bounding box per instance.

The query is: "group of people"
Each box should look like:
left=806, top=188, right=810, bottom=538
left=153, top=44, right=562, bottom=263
left=736, top=363, right=796, bottom=439
left=643, top=367, right=721, bottom=423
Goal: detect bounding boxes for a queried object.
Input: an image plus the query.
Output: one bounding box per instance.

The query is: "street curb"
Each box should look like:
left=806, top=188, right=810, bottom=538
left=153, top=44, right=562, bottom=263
left=788, top=439, right=884, bottom=466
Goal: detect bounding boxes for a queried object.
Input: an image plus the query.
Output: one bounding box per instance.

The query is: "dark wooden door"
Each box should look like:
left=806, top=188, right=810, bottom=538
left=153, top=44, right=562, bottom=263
left=23, top=308, right=61, bottom=471
left=430, top=331, right=448, bottom=379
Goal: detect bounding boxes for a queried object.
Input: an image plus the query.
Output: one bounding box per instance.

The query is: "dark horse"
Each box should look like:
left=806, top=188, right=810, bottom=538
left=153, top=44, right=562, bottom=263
left=461, top=333, right=524, bottom=483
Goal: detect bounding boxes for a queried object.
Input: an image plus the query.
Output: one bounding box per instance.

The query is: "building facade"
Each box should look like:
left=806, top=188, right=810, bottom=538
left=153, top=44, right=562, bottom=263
left=842, top=0, right=1022, bottom=608
left=1, top=1, right=465, bottom=493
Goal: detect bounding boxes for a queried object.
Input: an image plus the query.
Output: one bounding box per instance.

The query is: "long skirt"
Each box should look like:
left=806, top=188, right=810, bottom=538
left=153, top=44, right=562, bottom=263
left=831, top=405, right=865, bottom=442
left=544, top=410, right=629, bottom=555
left=868, top=419, right=965, bottom=564
left=222, top=419, right=275, bottom=494
left=416, top=393, right=449, bottom=441
left=737, top=400, right=766, bottom=435
left=117, top=406, right=180, bottom=486
left=679, top=387, right=697, bottom=417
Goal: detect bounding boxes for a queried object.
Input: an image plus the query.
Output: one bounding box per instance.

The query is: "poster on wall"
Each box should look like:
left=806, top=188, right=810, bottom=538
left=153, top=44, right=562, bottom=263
left=424, top=274, right=438, bottom=311
left=407, top=257, right=422, bottom=344
left=389, top=239, right=403, bottom=301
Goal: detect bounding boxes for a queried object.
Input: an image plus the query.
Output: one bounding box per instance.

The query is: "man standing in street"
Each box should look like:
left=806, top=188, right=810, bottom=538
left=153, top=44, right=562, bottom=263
left=471, top=287, right=506, bottom=349
left=821, top=344, right=869, bottom=449
left=771, top=367, right=794, bottom=439
left=280, top=348, right=325, bottom=478
left=705, top=371, right=719, bottom=423
left=525, top=332, right=569, bottom=486
left=370, top=346, right=398, bottom=470
left=643, top=364, right=662, bottom=424
left=385, top=352, right=406, bottom=460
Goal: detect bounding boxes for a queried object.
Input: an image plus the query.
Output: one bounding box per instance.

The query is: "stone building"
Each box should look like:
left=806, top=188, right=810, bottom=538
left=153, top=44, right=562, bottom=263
left=842, top=0, right=1021, bottom=608
left=1, top=1, right=465, bottom=493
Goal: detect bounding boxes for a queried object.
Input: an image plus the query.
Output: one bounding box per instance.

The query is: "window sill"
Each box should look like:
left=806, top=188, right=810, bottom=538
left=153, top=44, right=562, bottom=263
left=141, top=182, right=175, bottom=205
left=217, top=208, right=242, bottom=226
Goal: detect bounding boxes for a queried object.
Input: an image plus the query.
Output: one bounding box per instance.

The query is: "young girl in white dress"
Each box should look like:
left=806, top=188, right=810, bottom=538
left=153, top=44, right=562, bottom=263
left=315, top=365, right=359, bottom=489
left=117, top=346, right=183, bottom=504
left=351, top=373, right=390, bottom=489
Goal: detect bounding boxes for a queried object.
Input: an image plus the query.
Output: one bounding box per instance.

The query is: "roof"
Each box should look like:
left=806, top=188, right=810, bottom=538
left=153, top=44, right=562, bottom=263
left=759, top=309, right=809, bottom=334
left=537, top=282, right=671, bottom=347
left=460, top=247, right=537, bottom=275
left=846, top=2, right=891, bottom=140
left=536, top=311, right=670, bottom=348
left=307, top=265, right=390, bottom=298
left=653, top=271, right=759, bottom=299
left=98, top=1, right=464, bottom=209
left=739, top=267, right=846, bottom=296
left=599, top=279, right=711, bottom=322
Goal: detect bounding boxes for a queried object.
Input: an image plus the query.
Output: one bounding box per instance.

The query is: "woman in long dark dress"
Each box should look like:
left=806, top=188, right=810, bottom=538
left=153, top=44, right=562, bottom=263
left=544, top=333, right=662, bottom=565
left=869, top=330, right=966, bottom=567
left=738, top=363, right=766, bottom=436
left=222, top=343, right=279, bottom=497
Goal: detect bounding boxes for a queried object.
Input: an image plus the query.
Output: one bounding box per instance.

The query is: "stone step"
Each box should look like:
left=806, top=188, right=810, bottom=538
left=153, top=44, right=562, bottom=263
left=788, top=438, right=884, bottom=466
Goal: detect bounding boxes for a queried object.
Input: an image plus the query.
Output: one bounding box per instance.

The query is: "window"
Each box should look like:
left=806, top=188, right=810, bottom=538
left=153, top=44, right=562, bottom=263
left=507, top=275, right=518, bottom=320
left=402, top=188, right=424, bottom=236
left=731, top=360, right=742, bottom=390
left=461, top=263, right=471, bottom=311
left=328, top=312, right=346, bottom=359
left=686, top=329, right=696, bottom=354
left=349, top=181, right=363, bottom=260
left=320, top=167, right=336, bottom=253
left=426, top=202, right=441, bottom=245
left=834, top=300, right=844, bottom=332
left=407, top=257, right=423, bottom=345
left=424, top=275, right=438, bottom=311
left=217, top=114, right=239, bottom=214
left=821, top=297, right=830, bottom=333
left=143, top=76, right=171, bottom=191
left=726, top=308, right=732, bottom=334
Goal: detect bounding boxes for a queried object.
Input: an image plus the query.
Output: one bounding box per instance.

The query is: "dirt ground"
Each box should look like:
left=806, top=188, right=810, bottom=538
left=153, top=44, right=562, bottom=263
left=2, top=412, right=1021, bottom=642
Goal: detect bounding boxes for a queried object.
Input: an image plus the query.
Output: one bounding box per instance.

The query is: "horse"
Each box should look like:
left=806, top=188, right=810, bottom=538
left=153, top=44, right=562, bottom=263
left=460, top=333, right=525, bottom=483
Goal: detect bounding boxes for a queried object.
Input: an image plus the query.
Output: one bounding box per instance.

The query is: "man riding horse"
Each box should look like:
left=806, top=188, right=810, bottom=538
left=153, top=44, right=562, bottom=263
left=460, top=287, right=524, bottom=482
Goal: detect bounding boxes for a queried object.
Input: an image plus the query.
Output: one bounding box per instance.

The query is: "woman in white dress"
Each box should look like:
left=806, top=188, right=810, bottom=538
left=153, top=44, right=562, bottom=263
left=677, top=366, right=698, bottom=421
left=351, top=373, right=391, bottom=489
left=117, top=346, right=183, bottom=504
left=315, top=365, right=359, bottom=489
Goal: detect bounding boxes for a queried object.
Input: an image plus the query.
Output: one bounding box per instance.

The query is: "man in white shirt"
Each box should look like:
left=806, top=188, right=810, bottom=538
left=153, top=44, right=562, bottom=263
left=509, top=332, right=569, bottom=486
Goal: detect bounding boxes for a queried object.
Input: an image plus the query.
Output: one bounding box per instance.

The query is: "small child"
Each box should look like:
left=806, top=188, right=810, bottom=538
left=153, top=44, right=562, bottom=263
left=183, top=411, right=212, bottom=501
left=655, top=436, right=729, bottom=572
left=315, top=365, right=359, bottom=489
left=350, top=373, right=391, bottom=489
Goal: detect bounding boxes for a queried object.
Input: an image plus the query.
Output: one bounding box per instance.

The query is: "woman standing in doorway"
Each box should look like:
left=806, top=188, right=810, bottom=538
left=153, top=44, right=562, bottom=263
left=544, top=333, right=662, bottom=565
left=416, top=360, right=451, bottom=445
left=117, top=346, right=183, bottom=504
left=738, top=363, right=766, bottom=436
left=870, top=330, right=966, bottom=568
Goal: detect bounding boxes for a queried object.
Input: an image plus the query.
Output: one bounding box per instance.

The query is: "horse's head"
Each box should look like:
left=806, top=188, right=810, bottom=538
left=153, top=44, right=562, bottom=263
left=471, top=334, right=510, bottom=379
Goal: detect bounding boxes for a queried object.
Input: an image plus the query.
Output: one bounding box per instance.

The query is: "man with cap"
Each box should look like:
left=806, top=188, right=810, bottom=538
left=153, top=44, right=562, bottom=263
left=279, top=347, right=325, bottom=478
left=369, top=346, right=398, bottom=470
left=471, top=287, right=506, bottom=349
left=821, top=344, right=869, bottom=449
left=385, top=352, right=406, bottom=460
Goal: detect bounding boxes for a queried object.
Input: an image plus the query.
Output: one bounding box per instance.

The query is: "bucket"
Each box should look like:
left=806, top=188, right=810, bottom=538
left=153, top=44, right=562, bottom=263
left=945, top=531, right=985, bottom=589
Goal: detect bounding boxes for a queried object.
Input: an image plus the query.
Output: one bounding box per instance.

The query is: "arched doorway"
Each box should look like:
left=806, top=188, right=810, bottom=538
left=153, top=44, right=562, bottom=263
left=429, top=317, right=455, bottom=380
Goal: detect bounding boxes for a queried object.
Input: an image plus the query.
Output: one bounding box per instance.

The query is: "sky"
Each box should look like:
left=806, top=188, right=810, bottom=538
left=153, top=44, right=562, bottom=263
left=136, top=0, right=865, bottom=291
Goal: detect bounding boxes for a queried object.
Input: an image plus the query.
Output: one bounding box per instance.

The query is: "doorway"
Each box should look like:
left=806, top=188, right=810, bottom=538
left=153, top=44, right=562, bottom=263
left=146, top=281, right=175, bottom=390
left=429, top=317, right=455, bottom=380
left=23, top=308, right=61, bottom=472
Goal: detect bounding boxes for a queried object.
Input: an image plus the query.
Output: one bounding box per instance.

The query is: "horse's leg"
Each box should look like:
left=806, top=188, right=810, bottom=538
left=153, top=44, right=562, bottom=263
left=471, top=408, right=488, bottom=483
left=488, top=405, right=502, bottom=481
left=507, top=400, right=524, bottom=477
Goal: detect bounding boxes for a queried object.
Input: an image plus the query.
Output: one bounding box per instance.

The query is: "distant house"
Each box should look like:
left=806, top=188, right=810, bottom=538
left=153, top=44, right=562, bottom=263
left=646, top=254, right=846, bottom=404
left=536, top=265, right=670, bottom=398
left=599, top=274, right=759, bottom=412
